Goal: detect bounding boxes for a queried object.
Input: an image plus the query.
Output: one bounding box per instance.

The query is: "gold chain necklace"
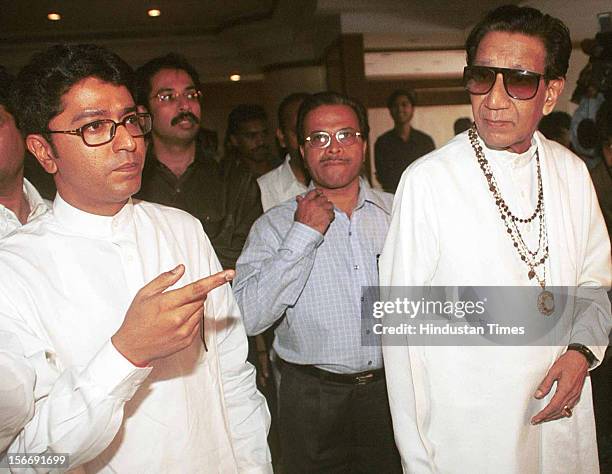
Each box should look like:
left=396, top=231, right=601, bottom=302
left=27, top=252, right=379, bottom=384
left=468, top=125, right=554, bottom=316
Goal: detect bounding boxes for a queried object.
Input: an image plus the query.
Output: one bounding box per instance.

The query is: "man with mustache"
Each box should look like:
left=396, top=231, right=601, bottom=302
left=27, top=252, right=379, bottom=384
left=135, top=53, right=262, bottom=269
left=0, top=44, right=270, bottom=472
left=234, top=92, right=401, bottom=473
left=224, top=104, right=279, bottom=178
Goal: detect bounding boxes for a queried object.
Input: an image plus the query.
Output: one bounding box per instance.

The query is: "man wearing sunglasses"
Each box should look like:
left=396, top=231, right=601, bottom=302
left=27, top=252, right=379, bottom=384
left=0, top=44, right=271, bottom=472
left=381, top=5, right=611, bottom=473
left=234, top=92, right=401, bottom=473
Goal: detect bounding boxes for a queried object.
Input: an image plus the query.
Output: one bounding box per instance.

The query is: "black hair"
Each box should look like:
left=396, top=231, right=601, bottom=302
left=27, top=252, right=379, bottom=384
left=538, top=111, right=571, bottom=139
left=454, top=117, right=473, bottom=135
left=13, top=43, right=134, bottom=137
left=465, top=5, right=571, bottom=81
left=296, top=91, right=369, bottom=145
left=277, top=92, right=311, bottom=131
left=0, top=65, right=15, bottom=114
left=596, top=100, right=612, bottom=145
left=386, top=89, right=416, bottom=110
left=227, top=104, right=268, bottom=137
left=134, top=52, right=202, bottom=108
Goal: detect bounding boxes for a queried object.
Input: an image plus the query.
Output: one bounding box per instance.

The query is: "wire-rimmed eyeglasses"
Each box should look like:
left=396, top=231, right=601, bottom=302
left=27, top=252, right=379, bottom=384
left=305, top=128, right=363, bottom=148
left=152, top=89, right=202, bottom=103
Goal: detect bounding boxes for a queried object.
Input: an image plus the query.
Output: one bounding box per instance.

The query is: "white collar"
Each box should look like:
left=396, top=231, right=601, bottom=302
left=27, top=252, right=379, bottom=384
left=474, top=133, right=538, bottom=169
left=0, top=178, right=48, bottom=224
left=53, top=193, right=135, bottom=240
left=23, top=178, right=49, bottom=221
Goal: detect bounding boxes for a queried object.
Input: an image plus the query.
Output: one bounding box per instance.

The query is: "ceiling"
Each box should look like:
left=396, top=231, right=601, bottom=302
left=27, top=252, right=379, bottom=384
left=0, top=1, right=609, bottom=82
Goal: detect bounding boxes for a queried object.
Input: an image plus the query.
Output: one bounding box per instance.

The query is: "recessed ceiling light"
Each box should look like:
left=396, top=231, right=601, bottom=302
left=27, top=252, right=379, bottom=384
left=47, top=12, right=61, bottom=21
left=147, top=9, right=161, bottom=17
left=230, top=74, right=241, bottom=82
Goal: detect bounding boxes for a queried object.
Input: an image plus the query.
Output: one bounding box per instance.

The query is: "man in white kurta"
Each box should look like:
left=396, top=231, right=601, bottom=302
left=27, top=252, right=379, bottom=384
left=0, top=196, right=271, bottom=472
left=0, top=178, right=47, bottom=452
left=0, top=43, right=271, bottom=472
left=380, top=6, right=611, bottom=474
left=0, top=65, right=49, bottom=452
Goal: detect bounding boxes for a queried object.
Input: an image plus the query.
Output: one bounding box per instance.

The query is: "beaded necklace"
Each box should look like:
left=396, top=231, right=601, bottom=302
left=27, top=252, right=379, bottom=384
left=468, top=124, right=554, bottom=316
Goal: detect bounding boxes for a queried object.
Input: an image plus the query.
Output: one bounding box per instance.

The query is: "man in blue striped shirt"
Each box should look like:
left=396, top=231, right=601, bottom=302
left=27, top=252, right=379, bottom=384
left=234, top=92, right=401, bottom=473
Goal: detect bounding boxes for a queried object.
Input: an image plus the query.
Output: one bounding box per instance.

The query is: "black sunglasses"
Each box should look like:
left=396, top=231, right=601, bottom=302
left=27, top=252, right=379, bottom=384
left=463, top=66, right=543, bottom=100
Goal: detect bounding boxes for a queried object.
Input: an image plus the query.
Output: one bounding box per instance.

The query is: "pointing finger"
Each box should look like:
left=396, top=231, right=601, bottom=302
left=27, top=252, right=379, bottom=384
left=166, top=270, right=234, bottom=304
left=140, top=264, right=185, bottom=297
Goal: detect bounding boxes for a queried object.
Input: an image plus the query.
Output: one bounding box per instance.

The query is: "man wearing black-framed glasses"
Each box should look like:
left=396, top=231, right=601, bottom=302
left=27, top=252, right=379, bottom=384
left=381, top=5, right=611, bottom=474
left=0, top=44, right=271, bottom=472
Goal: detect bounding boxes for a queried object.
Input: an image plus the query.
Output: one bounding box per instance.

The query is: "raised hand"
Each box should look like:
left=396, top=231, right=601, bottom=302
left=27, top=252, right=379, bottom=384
left=111, top=265, right=234, bottom=367
left=294, top=189, right=335, bottom=235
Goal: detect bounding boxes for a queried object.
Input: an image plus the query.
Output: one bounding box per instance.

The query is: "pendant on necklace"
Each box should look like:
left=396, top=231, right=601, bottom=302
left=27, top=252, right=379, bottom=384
left=528, top=270, right=535, bottom=280
left=537, top=290, right=554, bottom=316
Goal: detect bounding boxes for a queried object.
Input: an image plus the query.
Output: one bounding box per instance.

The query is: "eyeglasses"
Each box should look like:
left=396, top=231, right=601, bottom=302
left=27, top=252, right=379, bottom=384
left=47, top=112, right=152, bottom=147
left=305, top=128, right=363, bottom=148
left=152, top=89, right=202, bottom=103
left=463, top=66, right=543, bottom=100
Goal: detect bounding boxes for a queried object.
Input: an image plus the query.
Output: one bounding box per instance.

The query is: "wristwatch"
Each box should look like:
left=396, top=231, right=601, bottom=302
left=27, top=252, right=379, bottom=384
left=567, top=343, right=597, bottom=368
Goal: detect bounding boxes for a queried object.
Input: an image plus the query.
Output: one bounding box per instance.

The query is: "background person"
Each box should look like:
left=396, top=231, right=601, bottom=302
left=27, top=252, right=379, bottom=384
left=374, top=88, right=435, bottom=193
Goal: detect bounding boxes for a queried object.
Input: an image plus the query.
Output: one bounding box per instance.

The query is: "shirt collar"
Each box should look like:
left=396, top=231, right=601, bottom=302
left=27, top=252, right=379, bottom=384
left=281, top=154, right=308, bottom=190
left=53, top=193, right=135, bottom=239
left=307, top=177, right=391, bottom=215
left=0, top=179, right=49, bottom=233
left=23, top=178, right=49, bottom=221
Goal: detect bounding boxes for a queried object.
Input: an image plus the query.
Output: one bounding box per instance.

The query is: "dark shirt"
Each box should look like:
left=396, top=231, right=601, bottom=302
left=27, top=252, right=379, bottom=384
left=135, top=143, right=263, bottom=269
left=590, top=160, right=612, bottom=244
left=374, top=128, right=435, bottom=193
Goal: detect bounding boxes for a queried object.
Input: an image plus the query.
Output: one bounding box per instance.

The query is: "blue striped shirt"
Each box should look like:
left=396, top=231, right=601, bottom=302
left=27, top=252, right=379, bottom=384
left=234, top=180, right=393, bottom=374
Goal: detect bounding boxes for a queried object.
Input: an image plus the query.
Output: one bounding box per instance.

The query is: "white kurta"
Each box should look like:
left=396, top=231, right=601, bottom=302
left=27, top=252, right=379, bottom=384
left=0, top=195, right=271, bottom=473
left=0, top=178, right=48, bottom=452
left=0, top=178, right=48, bottom=239
left=380, top=131, right=612, bottom=474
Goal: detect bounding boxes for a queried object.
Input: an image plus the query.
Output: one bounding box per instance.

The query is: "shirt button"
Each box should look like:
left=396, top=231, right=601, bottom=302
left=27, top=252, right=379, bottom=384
left=354, top=265, right=359, bottom=270
left=366, top=329, right=371, bottom=335
left=368, top=360, right=372, bottom=366
left=175, top=188, right=181, bottom=194
left=348, top=231, right=352, bottom=236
